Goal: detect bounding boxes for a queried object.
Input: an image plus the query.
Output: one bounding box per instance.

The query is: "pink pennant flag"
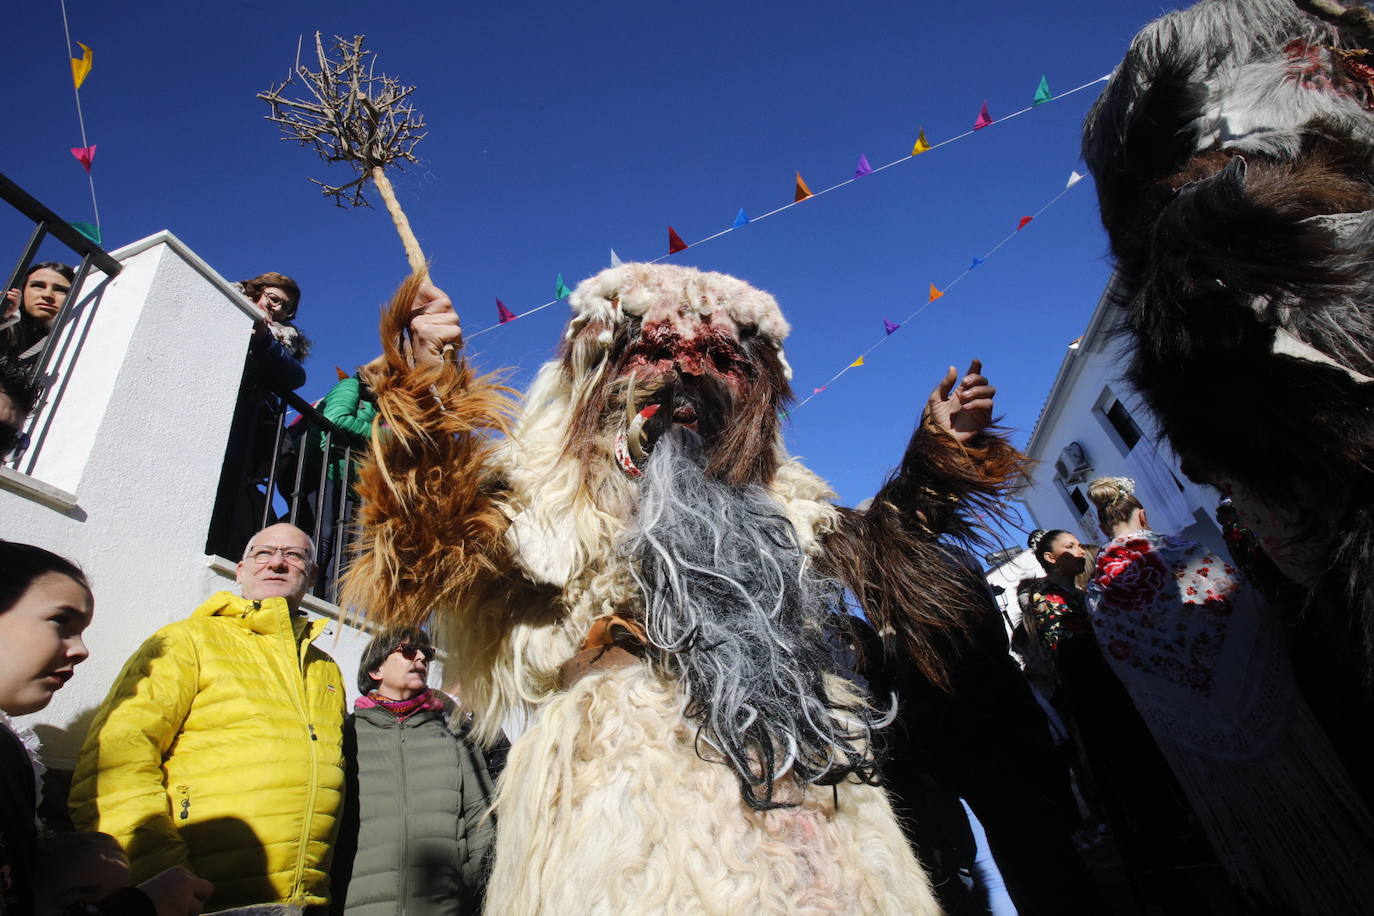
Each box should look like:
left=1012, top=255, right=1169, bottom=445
left=812, top=386, right=827, bottom=395
left=496, top=299, right=516, bottom=324
left=1016, top=216, right=1033, bottom=230
left=973, top=102, right=993, bottom=130
left=70, top=145, right=96, bottom=172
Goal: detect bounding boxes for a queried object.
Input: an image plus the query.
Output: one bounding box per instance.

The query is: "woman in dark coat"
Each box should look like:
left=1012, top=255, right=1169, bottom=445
left=332, top=627, right=496, bottom=916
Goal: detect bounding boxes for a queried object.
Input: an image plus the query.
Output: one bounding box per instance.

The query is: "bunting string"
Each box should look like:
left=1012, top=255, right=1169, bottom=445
left=58, top=0, right=101, bottom=236
left=465, top=70, right=1108, bottom=342
left=792, top=169, right=1087, bottom=411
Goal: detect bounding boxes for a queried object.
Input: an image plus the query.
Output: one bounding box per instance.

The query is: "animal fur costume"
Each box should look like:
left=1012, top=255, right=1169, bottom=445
left=342, top=263, right=1024, bottom=914
left=1082, top=0, right=1374, bottom=673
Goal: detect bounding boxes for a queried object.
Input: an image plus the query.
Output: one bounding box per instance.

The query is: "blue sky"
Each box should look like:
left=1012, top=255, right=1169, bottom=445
left=3, top=0, right=1179, bottom=548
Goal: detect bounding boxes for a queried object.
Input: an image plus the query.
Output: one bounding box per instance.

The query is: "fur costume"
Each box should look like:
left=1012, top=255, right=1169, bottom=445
left=1082, top=0, right=1374, bottom=673
left=343, top=264, right=1024, bottom=914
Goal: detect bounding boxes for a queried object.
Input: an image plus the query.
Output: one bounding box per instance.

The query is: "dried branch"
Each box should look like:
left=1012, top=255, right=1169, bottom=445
left=258, top=33, right=429, bottom=209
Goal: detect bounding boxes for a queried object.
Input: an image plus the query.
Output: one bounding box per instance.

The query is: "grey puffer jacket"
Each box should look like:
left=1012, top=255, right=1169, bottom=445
left=332, top=692, right=495, bottom=916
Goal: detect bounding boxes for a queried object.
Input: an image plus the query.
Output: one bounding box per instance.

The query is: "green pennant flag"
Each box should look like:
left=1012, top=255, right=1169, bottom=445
left=555, top=273, right=573, bottom=300
left=1033, top=75, right=1052, bottom=105
left=70, top=220, right=101, bottom=244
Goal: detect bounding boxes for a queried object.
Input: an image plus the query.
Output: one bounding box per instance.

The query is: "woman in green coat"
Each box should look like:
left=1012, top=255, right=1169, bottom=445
left=332, top=627, right=495, bottom=916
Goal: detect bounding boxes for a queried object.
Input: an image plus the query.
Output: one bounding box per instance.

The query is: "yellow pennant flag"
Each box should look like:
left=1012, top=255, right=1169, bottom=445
left=849, top=356, right=865, bottom=368
left=795, top=171, right=813, bottom=202
left=912, top=128, right=931, bottom=155
left=71, top=42, right=92, bottom=89
left=928, top=284, right=944, bottom=302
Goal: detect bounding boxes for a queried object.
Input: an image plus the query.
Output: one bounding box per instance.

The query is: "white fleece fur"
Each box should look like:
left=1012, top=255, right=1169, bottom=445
left=484, top=666, right=939, bottom=916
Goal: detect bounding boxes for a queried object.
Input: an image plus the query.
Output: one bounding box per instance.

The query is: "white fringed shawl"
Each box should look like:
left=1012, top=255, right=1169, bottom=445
left=1087, top=530, right=1374, bottom=914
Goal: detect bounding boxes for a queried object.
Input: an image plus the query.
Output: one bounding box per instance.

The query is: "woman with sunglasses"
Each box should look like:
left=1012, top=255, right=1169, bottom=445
left=208, top=272, right=313, bottom=559
left=331, top=628, right=496, bottom=916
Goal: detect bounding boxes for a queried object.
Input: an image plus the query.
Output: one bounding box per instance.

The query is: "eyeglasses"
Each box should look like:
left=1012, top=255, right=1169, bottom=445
left=393, top=643, right=434, bottom=662
left=246, top=545, right=312, bottom=566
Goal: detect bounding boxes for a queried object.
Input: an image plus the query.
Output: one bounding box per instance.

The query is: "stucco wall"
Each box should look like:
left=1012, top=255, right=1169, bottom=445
left=1018, top=303, right=1226, bottom=558
left=1, top=232, right=373, bottom=768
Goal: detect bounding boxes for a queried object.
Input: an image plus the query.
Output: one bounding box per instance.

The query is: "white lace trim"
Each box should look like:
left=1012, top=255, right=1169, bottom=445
left=0, top=708, right=45, bottom=810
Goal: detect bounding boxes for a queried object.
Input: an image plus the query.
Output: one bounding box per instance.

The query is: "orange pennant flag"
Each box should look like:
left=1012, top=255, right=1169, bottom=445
left=912, top=128, right=931, bottom=155
left=928, top=284, right=944, bottom=302
left=71, top=42, right=92, bottom=90
left=849, top=356, right=865, bottom=368
left=794, top=171, right=813, bottom=202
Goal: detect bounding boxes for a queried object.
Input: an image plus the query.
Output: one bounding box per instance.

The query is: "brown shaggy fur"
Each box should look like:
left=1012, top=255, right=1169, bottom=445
left=821, top=422, right=1028, bottom=691
left=340, top=272, right=519, bottom=627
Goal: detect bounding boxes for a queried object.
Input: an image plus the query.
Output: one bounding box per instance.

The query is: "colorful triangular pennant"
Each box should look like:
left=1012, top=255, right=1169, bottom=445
left=733, top=208, right=750, bottom=228
left=1016, top=216, right=1033, bottom=230
left=813, top=386, right=827, bottom=395
left=71, top=42, right=93, bottom=90
left=1066, top=170, right=1085, bottom=189
left=70, top=145, right=96, bottom=172
left=928, top=284, right=945, bottom=302
left=610, top=249, right=623, bottom=267
left=883, top=318, right=900, bottom=335
left=1033, top=75, right=1051, bottom=105
left=849, top=356, right=865, bottom=368
left=854, top=154, right=873, bottom=178
left=555, top=274, right=572, bottom=300
left=973, top=102, right=994, bottom=130
left=667, top=226, right=688, bottom=254
left=912, top=128, right=931, bottom=155
left=794, top=171, right=813, bottom=202
left=69, top=220, right=100, bottom=244
left=335, top=366, right=349, bottom=381
left=969, top=257, right=985, bottom=270
left=497, top=299, right=517, bottom=324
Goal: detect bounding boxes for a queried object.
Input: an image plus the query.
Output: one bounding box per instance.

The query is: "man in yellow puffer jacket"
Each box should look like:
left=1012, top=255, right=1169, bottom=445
left=70, top=523, right=347, bottom=910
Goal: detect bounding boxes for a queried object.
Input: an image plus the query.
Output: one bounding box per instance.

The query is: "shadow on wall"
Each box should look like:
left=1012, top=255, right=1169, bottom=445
left=32, top=704, right=101, bottom=830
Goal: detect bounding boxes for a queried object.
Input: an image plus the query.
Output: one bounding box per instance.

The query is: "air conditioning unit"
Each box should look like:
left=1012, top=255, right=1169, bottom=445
left=1054, top=441, right=1092, bottom=485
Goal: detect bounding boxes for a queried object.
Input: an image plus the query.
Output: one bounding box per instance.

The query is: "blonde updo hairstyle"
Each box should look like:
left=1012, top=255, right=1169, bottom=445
left=1088, top=476, right=1143, bottom=534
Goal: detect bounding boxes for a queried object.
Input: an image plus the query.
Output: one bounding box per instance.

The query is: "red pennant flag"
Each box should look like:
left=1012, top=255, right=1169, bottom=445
left=335, top=366, right=349, bottom=381
left=795, top=171, right=813, bottom=202
left=973, top=102, right=993, bottom=130
left=668, top=226, right=689, bottom=254
left=70, top=145, right=96, bottom=172
left=497, top=299, right=517, bottom=323
left=1016, top=216, right=1033, bottom=230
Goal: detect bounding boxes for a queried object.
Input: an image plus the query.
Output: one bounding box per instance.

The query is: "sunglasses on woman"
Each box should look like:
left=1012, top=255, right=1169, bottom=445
left=393, top=643, right=434, bottom=662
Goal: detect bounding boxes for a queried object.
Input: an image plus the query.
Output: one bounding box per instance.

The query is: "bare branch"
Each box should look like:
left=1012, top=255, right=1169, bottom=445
left=257, top=32, right=428, bottom=208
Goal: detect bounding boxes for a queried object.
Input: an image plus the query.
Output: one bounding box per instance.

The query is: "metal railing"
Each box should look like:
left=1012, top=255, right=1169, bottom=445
left=3, top=171, right=121, bottom=380
left=3, top=171, right=121, bottom=470
left=205, top=381, right=371, bottom=606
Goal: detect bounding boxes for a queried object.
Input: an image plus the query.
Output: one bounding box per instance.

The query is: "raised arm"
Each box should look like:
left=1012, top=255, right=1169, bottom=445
left=820, top=360, right=1027, bottom=689
left=340, top=273, right=516, bottom=629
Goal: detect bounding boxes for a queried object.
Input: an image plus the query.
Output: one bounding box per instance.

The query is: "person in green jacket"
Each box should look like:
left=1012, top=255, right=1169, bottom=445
left=312, top=371, right=375, bottom=598
left=331, top=627, right=495, bottom=916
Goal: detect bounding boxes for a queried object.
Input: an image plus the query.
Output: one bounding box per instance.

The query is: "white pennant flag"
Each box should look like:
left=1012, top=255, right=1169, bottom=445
left=1066, top=170, right=1085, bottom=189
left=610, top=249, right=623, bottom=266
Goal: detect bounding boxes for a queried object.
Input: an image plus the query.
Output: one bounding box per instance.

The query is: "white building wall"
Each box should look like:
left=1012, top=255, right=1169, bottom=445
left=1017, top=284, right=1228, bottom=559
left=0, top=232, right=372, bottom=769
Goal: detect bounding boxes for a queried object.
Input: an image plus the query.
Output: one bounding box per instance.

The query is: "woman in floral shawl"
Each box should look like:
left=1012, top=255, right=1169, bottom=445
left=1022, top=530, right=1190, bottom=903
left=1086, top=476, right=1374, bottom=914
